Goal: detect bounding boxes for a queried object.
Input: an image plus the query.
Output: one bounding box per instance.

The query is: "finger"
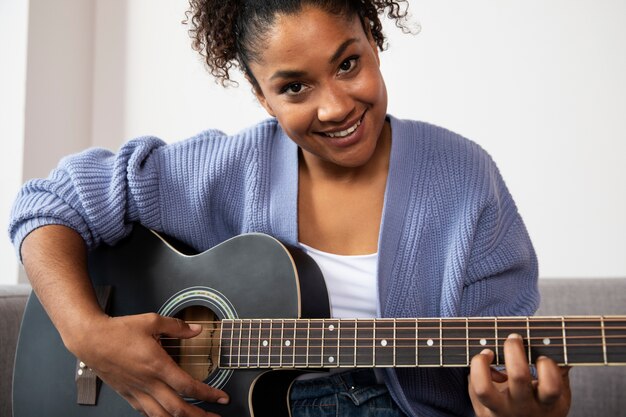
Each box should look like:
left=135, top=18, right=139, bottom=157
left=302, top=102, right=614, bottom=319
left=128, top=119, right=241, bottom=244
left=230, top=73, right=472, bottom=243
left=132, top=390, right=170, bottom=417
left=147, top=314, right=203, bottom=339
left=469, top=348, right=504, bottom=413
left=147, top=381, right=224, bottom=417
left=535, top=356, right=564, bottom=405
left=503, top=333, right=533, bottom=403
left=160, top=361, right=229, bottom=404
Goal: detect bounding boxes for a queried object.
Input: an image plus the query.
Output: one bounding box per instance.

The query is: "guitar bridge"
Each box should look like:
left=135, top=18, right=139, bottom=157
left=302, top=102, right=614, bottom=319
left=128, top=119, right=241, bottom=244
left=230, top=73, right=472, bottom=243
left=75, top=285, right=111, bottom=405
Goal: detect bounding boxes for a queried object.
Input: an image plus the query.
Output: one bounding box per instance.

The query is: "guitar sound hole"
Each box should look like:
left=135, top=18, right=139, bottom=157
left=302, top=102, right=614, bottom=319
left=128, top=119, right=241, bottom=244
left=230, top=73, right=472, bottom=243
left=161, top=306, right=221, bottom=382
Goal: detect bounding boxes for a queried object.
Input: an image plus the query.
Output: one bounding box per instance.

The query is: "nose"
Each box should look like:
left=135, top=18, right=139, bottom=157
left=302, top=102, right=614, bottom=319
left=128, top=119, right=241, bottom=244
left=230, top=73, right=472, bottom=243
left=316, top=82, right=354, bottom=123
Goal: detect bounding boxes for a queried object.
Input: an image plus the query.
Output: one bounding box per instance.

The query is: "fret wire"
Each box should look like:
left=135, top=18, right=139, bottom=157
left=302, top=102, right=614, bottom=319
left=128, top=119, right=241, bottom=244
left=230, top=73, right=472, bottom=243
left=354, top=319, right=358, bottom=368
left=268, top=320, right=273, bottom=368
left=415, top=318, right=419, bottom=367
left=247, top=319, right=252, bottom=368
left=256, top=319, right=261, bottom=368
left=373, top=320, right=376, bottom=367
left=292, top=319, right=297, bottom=368
left=526, top=316, right=531, bottom=364
left=562, top=317, right=569, bottom=365
left=393, top=318, right=397, bottom=368
left=278, top=319, right=285, bottom=368
left=465, top=317, right=470, bottom=366
left=337, top=320, right=341, bottom=368
left=439, top=318, right=443, bottom=367
left=238, top=320, right=244, bottom=368
left=321, top=319, right=325, bottom=367
left=494, top=317, right=500, bottom=365
left=306, top=319, right=311, bottom=368
left=229, top=320, right=235, bottom=368
left=601, top=316, right=608, bottom=365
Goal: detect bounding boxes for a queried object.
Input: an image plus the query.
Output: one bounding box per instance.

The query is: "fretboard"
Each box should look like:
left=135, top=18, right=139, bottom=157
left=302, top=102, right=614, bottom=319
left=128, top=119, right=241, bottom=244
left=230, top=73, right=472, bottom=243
left=218, top=316, right=626, bottom=368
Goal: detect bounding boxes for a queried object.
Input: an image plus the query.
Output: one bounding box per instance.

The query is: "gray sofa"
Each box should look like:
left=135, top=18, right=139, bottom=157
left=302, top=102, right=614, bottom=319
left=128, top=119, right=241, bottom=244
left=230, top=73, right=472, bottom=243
left=1, top=279, right=625, bottom=417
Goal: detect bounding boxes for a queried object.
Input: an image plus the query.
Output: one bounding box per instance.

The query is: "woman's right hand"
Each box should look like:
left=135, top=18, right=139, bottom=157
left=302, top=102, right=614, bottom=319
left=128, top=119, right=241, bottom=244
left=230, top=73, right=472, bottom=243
left=21, top=225, right=229, bottom=416
left=66, top=312, right=229, bottom=417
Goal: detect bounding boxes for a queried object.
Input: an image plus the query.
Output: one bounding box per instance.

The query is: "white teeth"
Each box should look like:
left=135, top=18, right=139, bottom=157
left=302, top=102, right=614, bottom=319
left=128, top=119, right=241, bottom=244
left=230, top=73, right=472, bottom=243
left=324, top=119, right=361, bottom=138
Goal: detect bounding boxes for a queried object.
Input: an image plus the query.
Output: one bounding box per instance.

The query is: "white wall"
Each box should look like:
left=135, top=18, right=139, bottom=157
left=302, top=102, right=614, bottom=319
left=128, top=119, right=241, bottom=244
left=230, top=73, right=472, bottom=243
left=3, top=0, right=625, bottom=284
left=0, top=0, right=29, bottom=285
left=383, top=1, right=626, bottom=278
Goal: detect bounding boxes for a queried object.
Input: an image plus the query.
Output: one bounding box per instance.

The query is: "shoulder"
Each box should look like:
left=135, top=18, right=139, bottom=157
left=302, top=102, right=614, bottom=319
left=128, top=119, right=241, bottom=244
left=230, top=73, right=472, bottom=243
left=155, top=117, right=281, bottom=151
left=390, top=116, right=491, bottom=160
left=389, top=116, right=500, bottom=182
left=123, top=118, right=281, bottom=170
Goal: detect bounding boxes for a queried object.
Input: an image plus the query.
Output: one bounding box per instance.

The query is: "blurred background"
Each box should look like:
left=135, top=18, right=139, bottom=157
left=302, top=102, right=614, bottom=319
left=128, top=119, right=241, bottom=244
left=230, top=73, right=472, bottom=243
left=1, top=0, right=625, bottom=284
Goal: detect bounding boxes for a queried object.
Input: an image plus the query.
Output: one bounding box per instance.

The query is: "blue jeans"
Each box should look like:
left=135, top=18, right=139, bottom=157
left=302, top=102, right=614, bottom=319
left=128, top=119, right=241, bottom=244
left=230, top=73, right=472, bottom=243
left=289, top=369, right=408, bottom=417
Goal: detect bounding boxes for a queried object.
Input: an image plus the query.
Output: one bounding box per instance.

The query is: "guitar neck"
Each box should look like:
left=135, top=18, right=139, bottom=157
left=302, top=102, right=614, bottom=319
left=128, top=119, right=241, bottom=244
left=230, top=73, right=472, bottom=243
left=218, top=316, right=626, bottom=369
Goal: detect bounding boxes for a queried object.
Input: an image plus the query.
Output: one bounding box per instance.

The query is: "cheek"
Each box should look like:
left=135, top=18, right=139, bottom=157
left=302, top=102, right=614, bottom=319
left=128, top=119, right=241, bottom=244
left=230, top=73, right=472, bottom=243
left=274, top=104, right=316, bottom=137
left=352, top=68, right=387, bottom=105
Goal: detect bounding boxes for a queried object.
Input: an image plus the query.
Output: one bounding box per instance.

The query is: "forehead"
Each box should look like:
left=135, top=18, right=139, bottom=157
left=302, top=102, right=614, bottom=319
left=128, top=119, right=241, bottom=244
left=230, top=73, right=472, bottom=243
left=255, top=6, right=365, bottom=69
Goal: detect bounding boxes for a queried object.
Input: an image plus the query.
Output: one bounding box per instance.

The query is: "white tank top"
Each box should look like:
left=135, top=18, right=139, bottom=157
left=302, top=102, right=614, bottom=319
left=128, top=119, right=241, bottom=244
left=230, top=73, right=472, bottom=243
left=299, top=243, right=378, bottom=318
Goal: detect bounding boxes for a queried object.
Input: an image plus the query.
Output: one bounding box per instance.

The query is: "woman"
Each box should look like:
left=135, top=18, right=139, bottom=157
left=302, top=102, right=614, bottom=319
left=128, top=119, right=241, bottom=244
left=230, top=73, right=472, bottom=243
left=9, top=1, right=570, bottom=416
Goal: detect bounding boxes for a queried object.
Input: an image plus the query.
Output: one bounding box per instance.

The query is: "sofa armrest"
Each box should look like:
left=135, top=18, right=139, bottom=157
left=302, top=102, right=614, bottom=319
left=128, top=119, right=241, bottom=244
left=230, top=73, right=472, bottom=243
left=0, top=285, right=31, bottom=417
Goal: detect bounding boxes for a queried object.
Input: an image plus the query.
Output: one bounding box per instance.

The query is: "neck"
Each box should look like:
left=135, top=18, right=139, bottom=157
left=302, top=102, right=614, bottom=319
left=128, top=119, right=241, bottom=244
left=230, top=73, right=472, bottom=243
left=217, top=316, right=626, bottom=369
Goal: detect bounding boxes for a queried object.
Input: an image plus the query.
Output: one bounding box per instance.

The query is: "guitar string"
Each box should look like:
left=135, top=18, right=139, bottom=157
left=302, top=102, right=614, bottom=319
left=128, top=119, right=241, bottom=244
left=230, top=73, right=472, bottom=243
left=160, top=319, right=626, bottom=359
left=160, top=334, right=626, bottom=342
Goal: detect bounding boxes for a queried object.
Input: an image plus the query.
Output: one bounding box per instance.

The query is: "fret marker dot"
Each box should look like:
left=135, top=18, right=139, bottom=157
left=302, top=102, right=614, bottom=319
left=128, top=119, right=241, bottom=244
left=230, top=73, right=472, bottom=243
left=543, top=338, right=551, bottom=345
left=480, top=338, right=487, bottom=346
left=262, top=340, right=268, bottom=347
left=427, top=339, right=434, bottom=347
left=328, top=324, right=335, bottom=331
left=285, top=340, right=291, bottom=347
left=381, top=339, right=388, bottom=347
left=328, top=356, right=335, bottom=363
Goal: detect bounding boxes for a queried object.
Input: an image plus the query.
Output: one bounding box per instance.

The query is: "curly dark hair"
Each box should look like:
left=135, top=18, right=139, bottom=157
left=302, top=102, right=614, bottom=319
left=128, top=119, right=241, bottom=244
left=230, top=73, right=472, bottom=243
left=184, top=0, right=411, bottom=87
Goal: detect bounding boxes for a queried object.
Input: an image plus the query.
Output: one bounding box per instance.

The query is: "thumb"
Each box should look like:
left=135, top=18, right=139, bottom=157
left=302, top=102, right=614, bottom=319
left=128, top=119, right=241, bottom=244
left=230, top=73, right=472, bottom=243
left=152, top=315, right=203, bottom=339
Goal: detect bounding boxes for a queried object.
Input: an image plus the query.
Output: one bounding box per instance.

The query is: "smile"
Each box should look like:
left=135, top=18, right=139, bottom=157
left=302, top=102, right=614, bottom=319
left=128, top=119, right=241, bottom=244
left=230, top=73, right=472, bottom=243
left=323, top=118, right=361, bottom=138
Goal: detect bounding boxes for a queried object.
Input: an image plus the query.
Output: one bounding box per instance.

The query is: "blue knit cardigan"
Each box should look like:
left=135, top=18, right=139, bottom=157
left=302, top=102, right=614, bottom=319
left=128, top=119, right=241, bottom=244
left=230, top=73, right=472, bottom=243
left=9, top=115, right=539, bottom=417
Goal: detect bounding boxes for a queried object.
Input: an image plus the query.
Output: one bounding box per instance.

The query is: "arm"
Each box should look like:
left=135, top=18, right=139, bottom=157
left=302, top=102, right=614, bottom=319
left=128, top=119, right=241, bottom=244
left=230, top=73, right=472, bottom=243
left=21, top=224, right=229, bottom=417
left=459, top=162, right=571, bottom=417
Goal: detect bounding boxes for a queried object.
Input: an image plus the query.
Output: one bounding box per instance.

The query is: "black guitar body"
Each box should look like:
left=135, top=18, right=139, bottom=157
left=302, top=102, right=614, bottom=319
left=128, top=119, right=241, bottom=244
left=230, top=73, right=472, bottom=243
left=13, top=225, right=330, bottom=417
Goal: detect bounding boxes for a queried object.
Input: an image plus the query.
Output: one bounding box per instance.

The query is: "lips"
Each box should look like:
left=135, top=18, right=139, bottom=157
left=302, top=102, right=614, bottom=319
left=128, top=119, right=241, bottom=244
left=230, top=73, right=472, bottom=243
left=323, top=118, right=362, bottom=138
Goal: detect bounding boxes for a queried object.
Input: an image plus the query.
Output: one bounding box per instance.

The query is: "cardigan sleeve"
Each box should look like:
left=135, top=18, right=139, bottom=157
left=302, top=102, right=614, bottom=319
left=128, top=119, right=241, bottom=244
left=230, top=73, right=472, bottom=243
left=8, top=136, right=166, bottom=257
left=460, top=161, right=540, bottom=318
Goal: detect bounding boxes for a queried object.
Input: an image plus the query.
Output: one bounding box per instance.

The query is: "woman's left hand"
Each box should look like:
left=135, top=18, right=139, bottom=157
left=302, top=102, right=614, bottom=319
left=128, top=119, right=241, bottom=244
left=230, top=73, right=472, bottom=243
left=469, top=333, right=571, bottom=417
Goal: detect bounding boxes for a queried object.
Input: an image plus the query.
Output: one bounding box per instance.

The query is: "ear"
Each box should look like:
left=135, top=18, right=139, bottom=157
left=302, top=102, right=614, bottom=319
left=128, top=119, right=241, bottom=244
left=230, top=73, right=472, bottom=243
left=247, top=74, right=276, bottom=117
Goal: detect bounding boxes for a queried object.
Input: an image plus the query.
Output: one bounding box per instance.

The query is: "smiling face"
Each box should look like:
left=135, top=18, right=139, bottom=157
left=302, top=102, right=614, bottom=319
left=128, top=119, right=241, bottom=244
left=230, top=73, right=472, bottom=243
left=248, top=6, right=389, bottom=171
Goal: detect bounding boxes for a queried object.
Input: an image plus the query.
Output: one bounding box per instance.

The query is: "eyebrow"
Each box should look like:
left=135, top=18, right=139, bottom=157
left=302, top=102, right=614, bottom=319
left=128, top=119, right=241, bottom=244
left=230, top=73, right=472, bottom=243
left=329, top=38, right=358, bottom=64
left=269, top=38, right=359, bottom=81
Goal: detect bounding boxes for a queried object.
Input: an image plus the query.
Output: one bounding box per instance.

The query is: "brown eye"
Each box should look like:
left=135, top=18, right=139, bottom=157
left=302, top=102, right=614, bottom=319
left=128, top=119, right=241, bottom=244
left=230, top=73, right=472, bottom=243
left=288, top=83, right=303, bottom=93
left=281, top=82, right=305, bottom=96
left=338, top=57, right=358, bottom=74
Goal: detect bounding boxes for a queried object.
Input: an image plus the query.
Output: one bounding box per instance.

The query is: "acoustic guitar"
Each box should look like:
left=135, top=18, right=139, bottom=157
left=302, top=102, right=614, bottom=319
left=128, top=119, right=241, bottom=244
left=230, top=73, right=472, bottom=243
left=13, top=225, right=626, bottom=416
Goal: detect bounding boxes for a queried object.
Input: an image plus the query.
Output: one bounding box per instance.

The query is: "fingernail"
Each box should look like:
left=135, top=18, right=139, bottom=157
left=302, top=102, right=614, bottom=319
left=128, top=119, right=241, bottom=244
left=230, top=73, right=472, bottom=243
left=507, top=333, right=522, bottom=340
left=217, top=397, right=229, bottom=405
left=480, top=349, right=492, bottom=355
left=189, top=323, right=202, bottom=332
